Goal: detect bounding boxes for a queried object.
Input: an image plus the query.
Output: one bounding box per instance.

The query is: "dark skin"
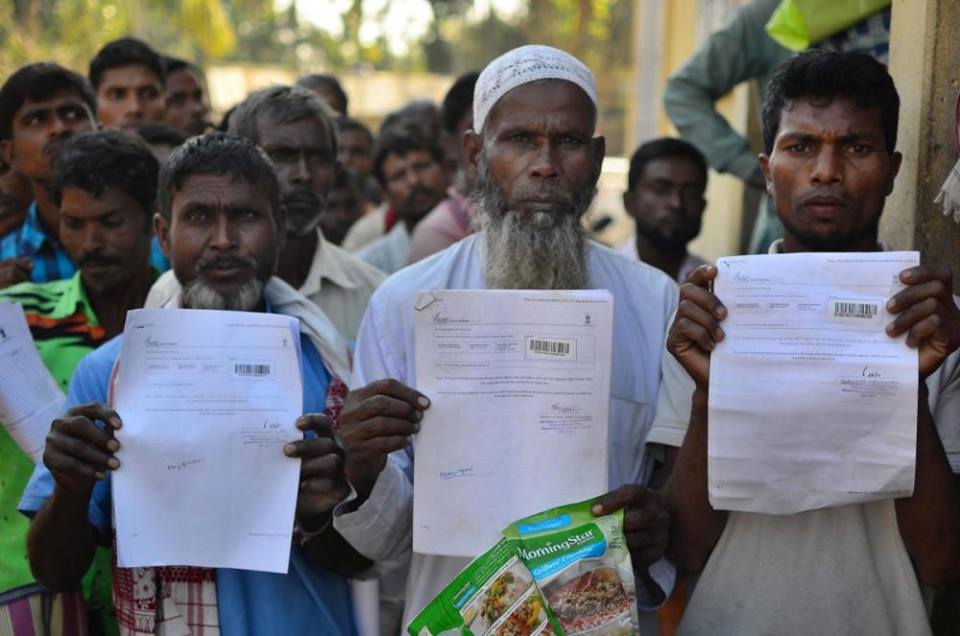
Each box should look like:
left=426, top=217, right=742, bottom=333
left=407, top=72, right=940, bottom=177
left=0, top=91, right=96, bottom=288
left=256, top=117, right=335, bottom=290
left=342, top=81, right=670, bottom=577
left=380, top=149, right=449, bottom=231
left=623, top=157, right=706, bottom=281
left=58, top=185, right=154, bottom=338
left=663, top=99, right=960, bottom=586
left=163, top=67, right=210, bottom=137
left=27, top=173, right=368, bottom=591
left=336, top=127, right=373, bottom=180
left=96, top=65, right=165, bottom=133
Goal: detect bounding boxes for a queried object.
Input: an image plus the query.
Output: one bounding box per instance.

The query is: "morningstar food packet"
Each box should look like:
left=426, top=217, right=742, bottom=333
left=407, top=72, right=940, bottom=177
left=503, top=499, right=640, bottom=636
left=407, top=538, right=561, bottom=636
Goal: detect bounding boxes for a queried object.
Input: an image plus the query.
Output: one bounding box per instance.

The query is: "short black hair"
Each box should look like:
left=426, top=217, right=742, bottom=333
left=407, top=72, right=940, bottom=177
left=372, top=124, right=445, bottom=185
left=162, top=56, right=189, bottom=76
left=89, top=37, right=165, bottom=90
left=229, top=85, right=337, bottom=157
left=762, top=50, right=899, bottom=155
left=334, top=116, right=374, bottom=147
left=158, top=133, right=280, bottom=221
left=627, top=137, right=708, bottom=191
left=442, top=71, right=479, bottom=134
left=296, top=74, right=348, bottom=115
left=0, top=63, right=96, bottom=141
left=52, top=130, right=159, bottom=218
left=137, top=123, right=186, bottom=148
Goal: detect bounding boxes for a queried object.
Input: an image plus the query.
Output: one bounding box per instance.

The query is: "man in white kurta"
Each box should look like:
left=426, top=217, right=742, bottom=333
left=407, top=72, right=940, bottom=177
left=334, top=45, right=679, bottom=631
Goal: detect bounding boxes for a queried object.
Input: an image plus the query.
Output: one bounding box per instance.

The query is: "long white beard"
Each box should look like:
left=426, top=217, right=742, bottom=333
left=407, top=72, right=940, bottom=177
left=181, top=277, right=265, bottom=311
left=472, top=157, right=593, bottom=290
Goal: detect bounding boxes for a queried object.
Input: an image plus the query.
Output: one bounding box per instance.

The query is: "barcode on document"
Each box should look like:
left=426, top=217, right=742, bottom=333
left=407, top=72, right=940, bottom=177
left=529, top=339, right=570, bottom=355
left=833, top=302, right=878, bottom=319
left=234, top=363, right=271, bottom=377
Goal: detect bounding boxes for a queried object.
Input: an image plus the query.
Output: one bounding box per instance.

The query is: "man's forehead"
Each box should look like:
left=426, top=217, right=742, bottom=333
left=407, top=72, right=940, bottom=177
left=257, top=116, right=331, bottom=148
left=485, top=80, right=596, bottom=133
left=18, top=90, right=90, bottom=114
left=61, top=185, right=140, bottom=214
left=99, top=64, right=162, bottom=87
left=778, top=96, right=885, bottom=138
left=172, top=173, right=269, bottom=207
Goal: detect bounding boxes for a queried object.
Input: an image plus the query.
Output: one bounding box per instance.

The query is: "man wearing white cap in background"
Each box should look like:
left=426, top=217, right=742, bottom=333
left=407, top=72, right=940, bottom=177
left=333, top=44, right=678, bottom=631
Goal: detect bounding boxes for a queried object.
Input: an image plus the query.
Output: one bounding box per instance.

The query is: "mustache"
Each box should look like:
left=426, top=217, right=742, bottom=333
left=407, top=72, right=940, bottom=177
left=42, top=136, right=70, bottom=158
left=282, top=189, right=322, bottom=210
left=195, top=255, right=258, bottom=272
left=77, top=253, right=123, bottom=268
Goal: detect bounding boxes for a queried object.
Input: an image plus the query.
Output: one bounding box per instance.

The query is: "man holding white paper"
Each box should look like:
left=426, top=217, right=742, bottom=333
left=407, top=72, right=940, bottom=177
left=654, top=51, right=960, bottom=634
left=334, top=45, right=676, bottom=630
left=20, top=134, right=363, bottom=635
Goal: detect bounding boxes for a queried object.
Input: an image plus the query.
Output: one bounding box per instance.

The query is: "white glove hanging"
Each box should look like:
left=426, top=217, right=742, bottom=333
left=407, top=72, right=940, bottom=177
left=936, top=157, right=960, bottom=223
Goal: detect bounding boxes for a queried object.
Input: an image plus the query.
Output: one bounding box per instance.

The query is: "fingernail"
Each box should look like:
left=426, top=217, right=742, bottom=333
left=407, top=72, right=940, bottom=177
left=107, top=440, right=119, bottom=452
left=716, top=327, right=725, bottom=340
left=886, top=299, right=896, bottom=311
left=886, top=324, right=895, bottom=335
left=414, top=421, right=421, bottom=433
left=407, top=436, right=414, bottom=446
left=95, top=471, right=106, bottom=480
left=414, top=410, right=424, bottom=421
left=591, top=504, right=603, bottom=515
left=107, top=458, right=120, bottom=469
left=417, top=396, right=430, bottom=408
left=283, top=443, right=295, bottom=456
left=902, top=271, right=912, bottom=280
left=111, top=417, right=122, bottom=430
left=716, top=306, right=727, bottom=319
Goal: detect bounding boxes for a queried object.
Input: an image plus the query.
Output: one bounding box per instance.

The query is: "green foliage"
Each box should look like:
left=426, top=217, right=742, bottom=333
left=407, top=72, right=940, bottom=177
left=0, top=0, right=633, bottom=152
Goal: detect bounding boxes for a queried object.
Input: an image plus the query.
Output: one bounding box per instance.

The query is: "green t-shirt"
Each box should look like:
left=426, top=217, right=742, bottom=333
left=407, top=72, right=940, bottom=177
left=0, top=272, right=116, bottom=634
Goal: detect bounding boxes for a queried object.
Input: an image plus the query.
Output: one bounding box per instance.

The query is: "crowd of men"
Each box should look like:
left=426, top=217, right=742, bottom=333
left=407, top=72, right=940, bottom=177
left=0, top=22, right=957, bottom=636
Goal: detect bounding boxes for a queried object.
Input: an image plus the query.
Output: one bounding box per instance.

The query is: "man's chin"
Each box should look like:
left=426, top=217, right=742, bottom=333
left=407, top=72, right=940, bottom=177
left=182, top=277, right=265, bottom=311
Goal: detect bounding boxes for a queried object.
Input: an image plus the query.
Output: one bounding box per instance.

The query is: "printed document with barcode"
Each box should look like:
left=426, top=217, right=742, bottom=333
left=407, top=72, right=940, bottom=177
left=112, top=308, right=302, bottom=572
left=412, top=289, right=613, bottom=556
left=709, top=251, right=920, bottom=514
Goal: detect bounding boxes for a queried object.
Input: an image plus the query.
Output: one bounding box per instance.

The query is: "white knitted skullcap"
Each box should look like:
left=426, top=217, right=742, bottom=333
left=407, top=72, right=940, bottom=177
left=473, top=45, right=597, bottom=133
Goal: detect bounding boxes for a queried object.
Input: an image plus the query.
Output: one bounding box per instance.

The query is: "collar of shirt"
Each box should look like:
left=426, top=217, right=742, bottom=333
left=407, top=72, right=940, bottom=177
left=299, top=228, right=361, bottom=298
left=51, top=271, right=100, bottom=325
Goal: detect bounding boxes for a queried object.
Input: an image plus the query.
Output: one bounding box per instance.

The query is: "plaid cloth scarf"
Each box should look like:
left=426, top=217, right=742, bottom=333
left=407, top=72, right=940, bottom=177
left=109, top=277, right=353, bottom=636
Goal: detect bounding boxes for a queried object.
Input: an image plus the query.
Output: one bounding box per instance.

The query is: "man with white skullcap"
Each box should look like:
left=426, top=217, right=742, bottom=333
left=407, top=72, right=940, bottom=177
left=333, top=44, right=679, bottom=631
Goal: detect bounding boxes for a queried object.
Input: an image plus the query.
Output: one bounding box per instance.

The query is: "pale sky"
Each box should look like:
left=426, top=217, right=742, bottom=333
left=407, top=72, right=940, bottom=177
left=279, top=0, right=525, bottom=56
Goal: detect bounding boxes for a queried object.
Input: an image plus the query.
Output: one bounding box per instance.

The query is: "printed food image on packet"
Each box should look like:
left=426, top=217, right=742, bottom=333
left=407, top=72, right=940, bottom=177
left=407, top=538, right=559, bottom=636
left=503, top=499, right=640, bottom=636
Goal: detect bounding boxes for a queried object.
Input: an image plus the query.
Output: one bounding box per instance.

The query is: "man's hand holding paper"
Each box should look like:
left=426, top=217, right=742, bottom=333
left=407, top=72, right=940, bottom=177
left=668, top=253, right=960, bottom=515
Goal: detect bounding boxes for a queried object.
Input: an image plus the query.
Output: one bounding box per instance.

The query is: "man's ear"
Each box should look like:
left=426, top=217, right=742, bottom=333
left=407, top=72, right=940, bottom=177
left=885, top=151, right=903, bottom=196
left=622, top=190, right=637, bottom=220
left=2, top=140, right=15, bottom=167
left=463, top=130, right=482, bottom=184
left=758, top=154, right=774, bottom=196
left=154, top=213, right=171, bottom=259
left=591, top=136, right=606, bottom=185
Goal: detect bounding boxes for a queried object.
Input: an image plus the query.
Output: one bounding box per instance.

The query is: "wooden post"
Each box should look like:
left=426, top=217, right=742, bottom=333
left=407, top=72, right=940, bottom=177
left=880, top=0, right=960, bottom=275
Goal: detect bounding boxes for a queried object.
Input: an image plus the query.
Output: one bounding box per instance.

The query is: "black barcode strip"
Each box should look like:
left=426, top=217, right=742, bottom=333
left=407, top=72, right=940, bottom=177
left=529, top=339, right=570, bottom=355
left=834, top=302, right=878, bottom=319
left=235, top=363, right=270, bottom=376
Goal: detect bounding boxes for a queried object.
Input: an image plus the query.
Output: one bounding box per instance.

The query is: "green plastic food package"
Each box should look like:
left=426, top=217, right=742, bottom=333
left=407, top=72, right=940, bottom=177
left=407, top=538, right=561, bottom=636
left=505, top=500, right=639, bottom=636
left=408, top=499, right=640, bottom=636
left=765, top=0, right=890, bottom=51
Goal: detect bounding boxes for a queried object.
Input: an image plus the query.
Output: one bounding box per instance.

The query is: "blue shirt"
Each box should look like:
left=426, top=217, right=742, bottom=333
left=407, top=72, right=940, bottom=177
left=0, top=202, right=170, bottom=282
left=20, top=330, right=357, bottom=636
